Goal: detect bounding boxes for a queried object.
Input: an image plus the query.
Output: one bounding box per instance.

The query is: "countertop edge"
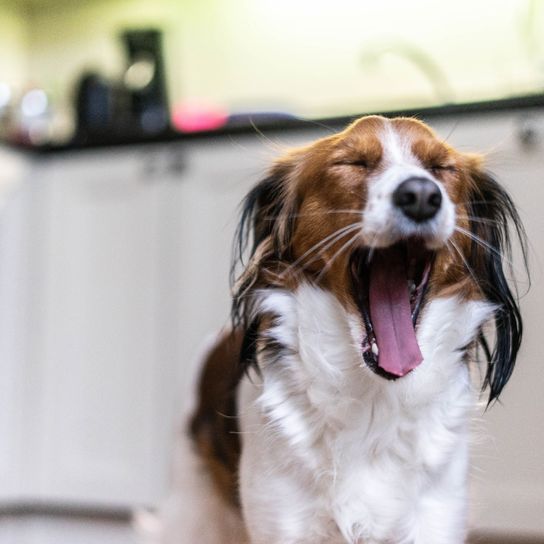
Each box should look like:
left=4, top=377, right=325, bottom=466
left=5, top=93, right=544, bottom=155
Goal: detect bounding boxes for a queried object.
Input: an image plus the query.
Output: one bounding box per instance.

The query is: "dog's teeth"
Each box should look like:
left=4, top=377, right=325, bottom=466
left=409, top=281, right=416, bottom=293
left=371, top=342, right=379, bottom=356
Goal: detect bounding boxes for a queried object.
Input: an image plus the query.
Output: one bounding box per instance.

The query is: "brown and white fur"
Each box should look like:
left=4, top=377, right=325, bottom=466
left=158, top=116, right=526, bottom=544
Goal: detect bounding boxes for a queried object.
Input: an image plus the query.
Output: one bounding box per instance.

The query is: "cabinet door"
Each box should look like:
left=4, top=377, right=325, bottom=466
left=0, top=153, right=36, bottom=502
left=28, top=148, right=178, bottom=507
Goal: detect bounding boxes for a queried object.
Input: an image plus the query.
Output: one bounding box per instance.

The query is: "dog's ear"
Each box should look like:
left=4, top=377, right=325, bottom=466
left=231, top=158, right=299, bottom=328
left=230, top=158, right=299, bottom=377
left=464, top=157, right=529, bottom=403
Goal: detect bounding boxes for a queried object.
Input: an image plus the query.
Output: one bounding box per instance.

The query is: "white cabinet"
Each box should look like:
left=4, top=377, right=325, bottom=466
left=38, top=150, right=174, bottom=505
left=0, top=148, right=190, bottom=508
left=0, top=146, right=192, bottom=543
left=0, top=160, right=36, bottom=502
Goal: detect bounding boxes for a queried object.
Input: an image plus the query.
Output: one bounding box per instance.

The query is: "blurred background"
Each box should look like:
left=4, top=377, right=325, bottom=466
left=0, top=0, right=543, bottom=542
left=1, top=0, right=544, bottom=144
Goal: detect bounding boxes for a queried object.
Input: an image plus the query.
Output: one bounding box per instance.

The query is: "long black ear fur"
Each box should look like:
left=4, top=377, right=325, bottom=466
left=230, top=164, right=297, bottom=374
left=467, top=171, right=529, bottom=404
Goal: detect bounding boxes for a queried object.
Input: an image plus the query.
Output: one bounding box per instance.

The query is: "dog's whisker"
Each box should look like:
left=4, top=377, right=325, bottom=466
left=448, top=239, right=480, bottom=287
left=281, top=223, right=361, bottom=277
left=454, top=225, right=515, bottom=269
left=456, top=214, right=502, bottom=226
left=328, top=209, right=364, bottom=215
left=295, top=225, right=362, bottom=272
left=365, top=233, right=379, bottom=264
left=262, top=209, right=363, bottom=221
left=315, top=234, right=360, bottom=283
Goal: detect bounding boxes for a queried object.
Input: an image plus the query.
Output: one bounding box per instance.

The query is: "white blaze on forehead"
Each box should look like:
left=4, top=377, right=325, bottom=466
left=379, top=121, right=421, bottom=169
left=367, top=122, right=429, bottom=202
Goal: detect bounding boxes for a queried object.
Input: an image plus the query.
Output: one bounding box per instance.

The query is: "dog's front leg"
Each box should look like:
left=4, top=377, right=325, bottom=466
left=237, top=378, right=341, bottom=544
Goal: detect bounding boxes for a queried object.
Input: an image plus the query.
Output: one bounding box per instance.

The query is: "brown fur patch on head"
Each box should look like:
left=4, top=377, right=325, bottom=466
left=285, top=118, right=387, bottom=307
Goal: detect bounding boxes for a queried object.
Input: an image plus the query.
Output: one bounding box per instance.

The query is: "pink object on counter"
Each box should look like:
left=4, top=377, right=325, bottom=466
left=172, top=102, right=228, bottom=132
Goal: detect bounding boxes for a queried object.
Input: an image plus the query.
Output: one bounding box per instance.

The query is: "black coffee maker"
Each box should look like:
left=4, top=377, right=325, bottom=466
left=74, top=29, right=169, bottom=143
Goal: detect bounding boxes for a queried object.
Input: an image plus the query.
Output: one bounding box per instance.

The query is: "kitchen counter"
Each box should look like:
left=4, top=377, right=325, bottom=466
left=7, top=92, right=544, bottom=154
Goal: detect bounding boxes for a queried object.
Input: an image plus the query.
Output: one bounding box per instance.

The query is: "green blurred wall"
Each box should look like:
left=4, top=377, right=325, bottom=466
left=0, top=0, right=28, bottom=88
left=2, top=0, right=544, bottom=118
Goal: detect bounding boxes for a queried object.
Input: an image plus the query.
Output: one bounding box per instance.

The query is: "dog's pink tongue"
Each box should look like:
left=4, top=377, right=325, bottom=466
left=368, top=247, right=423, bottom=377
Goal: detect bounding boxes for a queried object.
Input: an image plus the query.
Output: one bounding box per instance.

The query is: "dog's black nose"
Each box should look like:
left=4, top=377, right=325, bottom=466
left=393, top=177, right=442, bottom=222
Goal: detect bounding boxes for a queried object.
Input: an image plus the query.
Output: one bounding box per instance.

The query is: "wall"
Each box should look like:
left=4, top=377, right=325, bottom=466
left=0, top=0, right=28, bottom=90
left=171, top=0, right=544, bottom=114
left=23, top=0, right=176, bottom=114
left=13, top=0, right=544, bottom=119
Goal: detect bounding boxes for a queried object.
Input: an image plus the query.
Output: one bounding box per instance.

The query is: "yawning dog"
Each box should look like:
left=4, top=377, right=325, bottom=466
left=166, top=116, right=526, bottom=544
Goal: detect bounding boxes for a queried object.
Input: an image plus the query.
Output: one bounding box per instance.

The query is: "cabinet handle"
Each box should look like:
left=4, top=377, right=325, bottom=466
left=518, top=117, right=541, bottom=149
left=141, top=147, right=186, bottom=179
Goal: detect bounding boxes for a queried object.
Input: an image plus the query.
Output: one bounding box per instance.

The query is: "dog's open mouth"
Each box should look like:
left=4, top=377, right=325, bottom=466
left=350, top=240, right=434, bottom=380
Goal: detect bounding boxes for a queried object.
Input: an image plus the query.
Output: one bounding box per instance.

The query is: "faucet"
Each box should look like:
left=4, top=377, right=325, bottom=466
left=361, top=40, right=455, bottom=104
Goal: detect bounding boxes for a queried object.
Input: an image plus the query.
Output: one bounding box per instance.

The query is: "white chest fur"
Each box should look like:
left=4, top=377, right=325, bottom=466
left=238, top=284, right=494, bottom=544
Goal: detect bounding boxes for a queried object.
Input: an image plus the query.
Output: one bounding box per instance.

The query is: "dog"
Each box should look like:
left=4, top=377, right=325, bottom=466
left=166, top=116, right=527, bottom=544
